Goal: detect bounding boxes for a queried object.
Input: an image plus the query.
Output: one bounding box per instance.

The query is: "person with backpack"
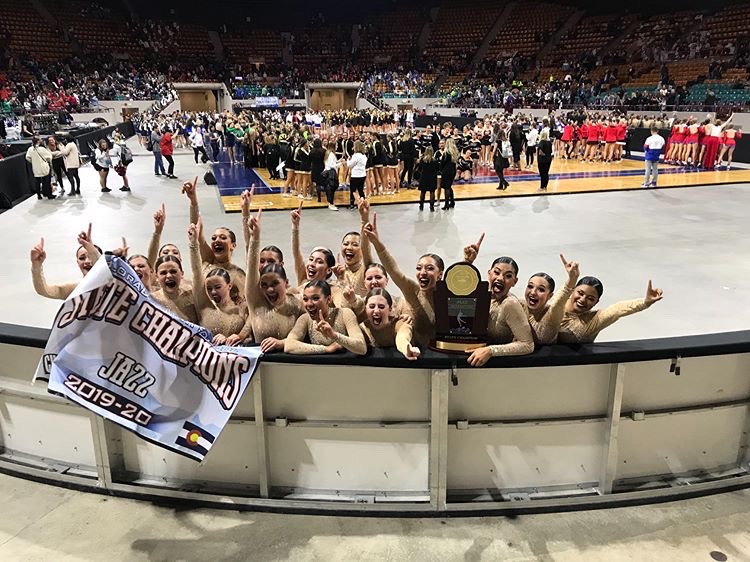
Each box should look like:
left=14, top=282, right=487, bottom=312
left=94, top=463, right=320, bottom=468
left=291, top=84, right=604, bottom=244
left=110, top=131, right=132, bottom=192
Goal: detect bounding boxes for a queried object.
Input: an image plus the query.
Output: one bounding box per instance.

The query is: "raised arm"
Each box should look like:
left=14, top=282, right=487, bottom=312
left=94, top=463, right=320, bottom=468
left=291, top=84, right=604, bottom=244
left=76, top=223, right=102, bottom=266
left=592, top=280, right=663, bottom=334
left=244, top=207, right=264, bottom=309
left=240, top=187, right=254, bottom=251
left=182, top=176, right=213, bottom=263
left=315, top=309, right=367, bottom=355
left=463, top=232, right=485, bottom=264
left=363, top=214, right=420, bottom=306
left=284, top=314, right=338, bottom=354
left=187, top=217, right=212, bottom=314
left=536, top=254, right=579, bottom=343
left=290, top=201, right=306, bottom=286
left=30, top=238, right=76, bottom=300
left=395, top=319, right=420, bottom=360
left=358, top=200, right=374, bottom=267
left=147, top=203, right=165, bottom=268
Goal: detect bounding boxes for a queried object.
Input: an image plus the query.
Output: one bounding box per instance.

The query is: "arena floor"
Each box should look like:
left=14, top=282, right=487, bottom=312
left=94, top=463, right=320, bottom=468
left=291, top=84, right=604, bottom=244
left=214, top=150, right=750, bottom=212
left=4, top=137, right=749, bottom=342
left=2, top=138, right=750, bottom=560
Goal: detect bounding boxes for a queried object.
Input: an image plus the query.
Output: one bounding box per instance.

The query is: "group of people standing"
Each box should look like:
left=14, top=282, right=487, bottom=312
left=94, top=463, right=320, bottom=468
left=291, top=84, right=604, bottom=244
left=30, top=180, right=664, bottom=367
left=25, top=135, right=81, bottom=199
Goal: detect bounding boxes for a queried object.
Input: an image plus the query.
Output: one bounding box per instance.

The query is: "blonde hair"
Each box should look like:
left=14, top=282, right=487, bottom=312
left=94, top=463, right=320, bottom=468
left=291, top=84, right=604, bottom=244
left=539, top=130, right=550, bottom=141
left=421, top=146, right=434, bottom=163
left=445, top=138, right=459, bottom=162
left=353, top=140, right=365, bottom=154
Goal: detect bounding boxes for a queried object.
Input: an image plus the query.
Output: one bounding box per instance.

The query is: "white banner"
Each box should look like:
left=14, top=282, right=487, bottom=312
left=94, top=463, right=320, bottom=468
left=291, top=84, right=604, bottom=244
left=35, top=256, right=262, bottom=462
left=254, top=96, right=279, bottom=107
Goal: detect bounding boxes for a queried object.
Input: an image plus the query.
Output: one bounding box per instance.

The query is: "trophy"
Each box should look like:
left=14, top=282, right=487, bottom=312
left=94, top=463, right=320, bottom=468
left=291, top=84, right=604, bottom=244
left=430, top=262, right=490, bottom=353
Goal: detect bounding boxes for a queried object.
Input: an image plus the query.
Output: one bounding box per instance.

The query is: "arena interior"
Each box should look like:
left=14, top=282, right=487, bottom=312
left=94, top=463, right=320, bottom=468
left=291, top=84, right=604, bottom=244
left=1, top=0, right=750, bottom=560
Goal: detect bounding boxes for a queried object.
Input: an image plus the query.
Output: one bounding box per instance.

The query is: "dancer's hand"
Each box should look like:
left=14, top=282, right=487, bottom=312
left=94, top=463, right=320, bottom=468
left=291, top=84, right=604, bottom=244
left=181, top=176, right=198, bottom=202
left=290, top=200, right=302, bottom=228
left=560, top=253, right=580, bottom=285
left=315, top=309, right=336, bottom=339
left=644, top=280, right=663, bottom=306
left=153, top=203, right=166, bottom=231
left=30, top=238, right=46, bottom=264
left=466, top=346, right=492, bottom=367
left=463, top=232, right=484, bottom=264
left=362, top=213, right=381, bottom=245
left=405, top=343, right=421, bottom=361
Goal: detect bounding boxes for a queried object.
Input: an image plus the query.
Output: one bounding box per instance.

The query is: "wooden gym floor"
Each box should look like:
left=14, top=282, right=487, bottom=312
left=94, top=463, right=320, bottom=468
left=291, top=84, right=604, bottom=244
left=216, top=156, right=750, bottom=212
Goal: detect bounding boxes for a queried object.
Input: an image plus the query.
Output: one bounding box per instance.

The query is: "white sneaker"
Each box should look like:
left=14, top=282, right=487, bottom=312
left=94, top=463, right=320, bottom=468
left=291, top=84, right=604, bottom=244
left=328, top=204, right=339, bottom=211
left=305, top=195, right=312, bottom=200
left=297, top=194, right=305, bottom=200
left=282, top=192, right=290, bottom=197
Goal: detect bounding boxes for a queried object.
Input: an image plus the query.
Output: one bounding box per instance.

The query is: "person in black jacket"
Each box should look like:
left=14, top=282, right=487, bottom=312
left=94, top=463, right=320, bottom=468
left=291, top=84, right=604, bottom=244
left=398, top=130, right=417, bottom=188
left=440, top=139, right=458, bottom=210
left=536, top=130, right=554, bottom=190
left=310, top=138, right=326, bottom=200
left=418, top=146, right=439, bottom=212
left=264, top=133, right=280, bottom=179
left=509, top=120, right=525, bottom=170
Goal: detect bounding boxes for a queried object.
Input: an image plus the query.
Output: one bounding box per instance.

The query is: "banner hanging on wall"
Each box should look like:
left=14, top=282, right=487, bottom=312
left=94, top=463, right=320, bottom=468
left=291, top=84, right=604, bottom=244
left=34, top=255, right=262, bottom=462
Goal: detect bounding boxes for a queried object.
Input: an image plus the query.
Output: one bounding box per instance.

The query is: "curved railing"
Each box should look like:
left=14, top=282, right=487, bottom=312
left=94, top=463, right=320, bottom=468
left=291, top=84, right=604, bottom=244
left=1, top=321, right=749, bottom=514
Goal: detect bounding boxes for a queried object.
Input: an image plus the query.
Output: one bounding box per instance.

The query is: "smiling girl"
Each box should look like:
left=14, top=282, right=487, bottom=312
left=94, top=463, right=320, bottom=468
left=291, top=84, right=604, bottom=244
left=558, top=277, right=663, bottom=343
left=523, top=254, right=580, bottom=344
left=225, top=209, right=304, bottom=351
left=359, top=288, right=420, bottom=360
left=284, top=280, right=367, bottom=355
left=151, top=255, right=198, bottom=324
left=188, top=217, right=248, bottom=343
left=183, top=177, right=246, bottom=299
left=363, top=213, right=442, bottom=347
left=462, top=235, right=534, bottom=366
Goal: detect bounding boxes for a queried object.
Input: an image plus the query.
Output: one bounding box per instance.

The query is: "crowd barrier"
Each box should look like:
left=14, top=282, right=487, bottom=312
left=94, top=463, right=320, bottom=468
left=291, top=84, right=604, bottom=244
left=0, top=321, right=748, bottom=514
left=0, top=122, right=136, bottom=207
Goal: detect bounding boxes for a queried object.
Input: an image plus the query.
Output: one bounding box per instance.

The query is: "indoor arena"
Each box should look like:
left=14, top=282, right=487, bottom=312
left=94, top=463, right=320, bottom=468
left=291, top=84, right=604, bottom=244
left=1, top=0, right=750, bottom=560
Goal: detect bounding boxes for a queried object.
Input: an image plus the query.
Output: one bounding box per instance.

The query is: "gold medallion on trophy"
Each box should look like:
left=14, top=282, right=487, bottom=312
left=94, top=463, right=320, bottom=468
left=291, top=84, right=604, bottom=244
left=445, top=264, right=479, bottom=296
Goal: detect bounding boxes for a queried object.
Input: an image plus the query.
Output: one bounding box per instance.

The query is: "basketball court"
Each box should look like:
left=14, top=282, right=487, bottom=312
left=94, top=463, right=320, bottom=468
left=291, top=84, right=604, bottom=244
left=214, top=154, right=750, bottom=212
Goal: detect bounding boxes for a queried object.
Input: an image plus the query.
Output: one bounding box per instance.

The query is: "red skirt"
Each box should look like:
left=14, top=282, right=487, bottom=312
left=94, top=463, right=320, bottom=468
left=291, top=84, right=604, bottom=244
left=703, top=137, right=721, bottom=170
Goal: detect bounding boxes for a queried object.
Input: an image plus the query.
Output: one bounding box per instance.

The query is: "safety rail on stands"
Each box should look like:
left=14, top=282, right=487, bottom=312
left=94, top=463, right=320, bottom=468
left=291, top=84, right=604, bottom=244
left=1, top=321, right=750, bottom=515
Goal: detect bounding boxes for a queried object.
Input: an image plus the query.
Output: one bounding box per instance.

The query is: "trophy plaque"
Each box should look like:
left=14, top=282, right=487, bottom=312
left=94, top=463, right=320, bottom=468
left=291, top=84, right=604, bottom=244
left=430, top=262, right=490, bottom=353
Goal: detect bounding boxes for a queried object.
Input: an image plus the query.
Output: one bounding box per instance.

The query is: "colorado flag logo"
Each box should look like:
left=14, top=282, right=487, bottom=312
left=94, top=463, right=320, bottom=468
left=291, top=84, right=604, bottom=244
left=175, top=420, right=216, bottom=458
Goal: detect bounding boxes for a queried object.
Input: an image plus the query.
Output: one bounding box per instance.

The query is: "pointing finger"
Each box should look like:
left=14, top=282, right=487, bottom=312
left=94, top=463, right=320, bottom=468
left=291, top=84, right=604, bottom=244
left=297, top=200, right=303, bottom=211
left=559, top=253, right=568, bottom=265
left=192, top=175, right=198, bottom=188
left=40, top=237, right=45, bottom=249
left=476, top=232, right=485, bottom=249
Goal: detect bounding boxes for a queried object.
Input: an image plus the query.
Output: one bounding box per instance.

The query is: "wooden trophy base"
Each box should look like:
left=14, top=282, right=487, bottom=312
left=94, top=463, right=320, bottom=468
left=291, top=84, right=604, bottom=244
left=429, top=338, right=486, bottom=354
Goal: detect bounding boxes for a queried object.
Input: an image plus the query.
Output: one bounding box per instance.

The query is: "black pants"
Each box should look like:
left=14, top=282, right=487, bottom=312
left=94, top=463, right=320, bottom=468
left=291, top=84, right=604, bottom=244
left=400, top=157, right=414, bottom=185
left=538, top=160, right=552, bottom=189
left=193, top=146, right=208, bottom=163
left=52, top=160, right=66, bottom=188
left=419, top=189, right=435, bottom=209
left=65, top=168, right=81, bottom=192
left=163, top=155, right=175, bottom=175
left=526, top=146, right=536, bottom=166
left=443, top=184, right=455, bottom=207
left=511, top=142, right=522, bottom=165
left=34, top=175, right=52, bottom=198
left=496, top=161, right=509, bottom=187
left=349, top=176, right=365, bottom=205
left=267, top=155, right=279, bottom=178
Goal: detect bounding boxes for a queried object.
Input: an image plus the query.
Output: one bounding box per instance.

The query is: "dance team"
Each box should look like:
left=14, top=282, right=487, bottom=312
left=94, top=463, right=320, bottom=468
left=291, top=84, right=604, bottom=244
left=30, top=179, right=664, bottom=367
